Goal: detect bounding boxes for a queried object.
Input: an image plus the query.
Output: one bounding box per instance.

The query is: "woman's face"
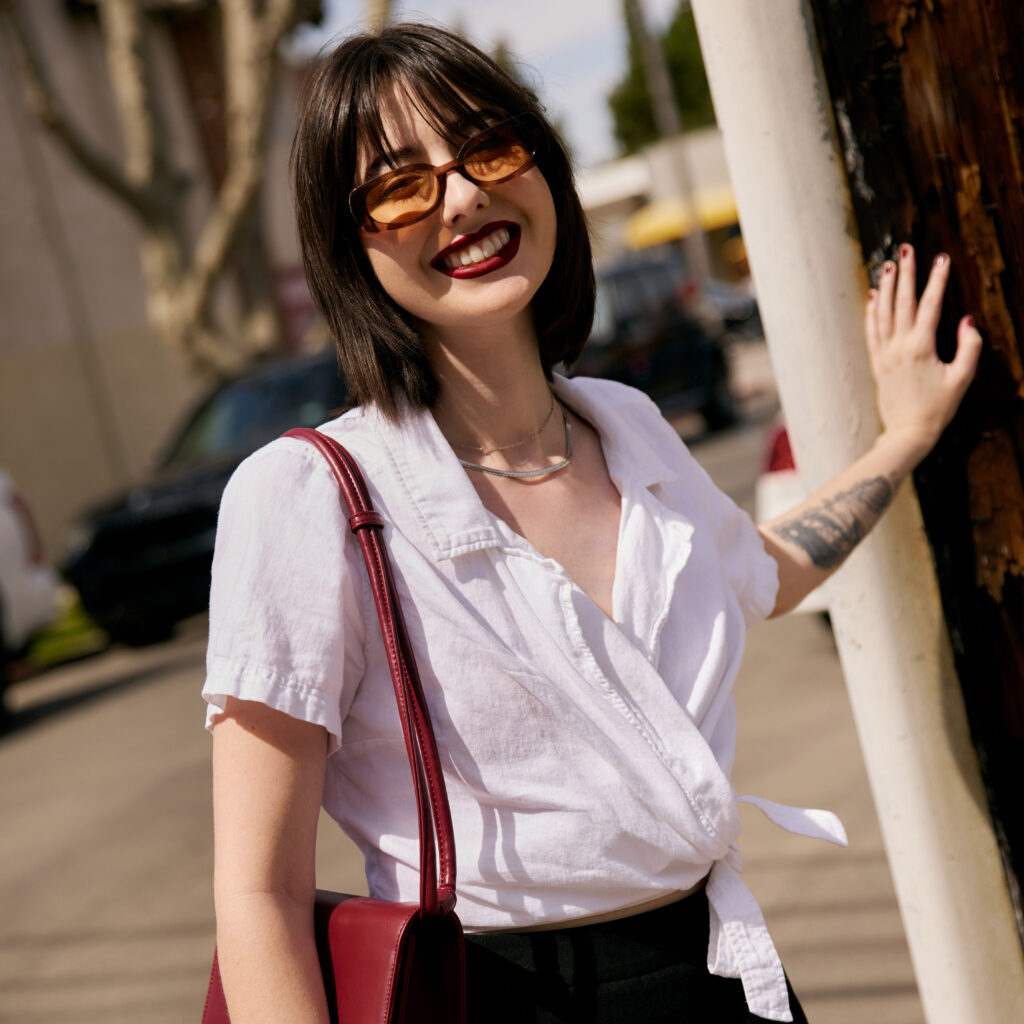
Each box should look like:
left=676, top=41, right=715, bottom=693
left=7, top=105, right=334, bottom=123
left=356, top=86, right=558, bottom=344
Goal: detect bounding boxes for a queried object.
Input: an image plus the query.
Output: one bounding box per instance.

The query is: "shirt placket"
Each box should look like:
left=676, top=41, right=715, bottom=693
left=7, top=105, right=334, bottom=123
left=499, top=533, right=741, bottom=860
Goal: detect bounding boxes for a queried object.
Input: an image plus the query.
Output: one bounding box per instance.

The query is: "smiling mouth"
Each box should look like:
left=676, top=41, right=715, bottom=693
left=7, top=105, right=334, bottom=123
left=432, top=222, right=521, bottom=279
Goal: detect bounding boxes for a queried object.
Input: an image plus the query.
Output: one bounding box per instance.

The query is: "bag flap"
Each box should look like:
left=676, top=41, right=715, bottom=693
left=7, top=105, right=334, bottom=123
left=324, top=896, right=420, bottom=1024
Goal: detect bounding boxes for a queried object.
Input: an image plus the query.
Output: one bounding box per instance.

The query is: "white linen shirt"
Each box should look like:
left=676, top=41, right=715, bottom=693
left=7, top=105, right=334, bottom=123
left=203, top=374, right=845, bottom=1022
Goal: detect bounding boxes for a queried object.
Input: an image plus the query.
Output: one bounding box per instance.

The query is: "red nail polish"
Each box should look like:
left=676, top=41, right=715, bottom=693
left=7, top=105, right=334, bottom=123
left=900, top=244, right=911, bottom=259
left=965, top=315, right=976, bottom=327
left=884, top=262, right=895, bottom=274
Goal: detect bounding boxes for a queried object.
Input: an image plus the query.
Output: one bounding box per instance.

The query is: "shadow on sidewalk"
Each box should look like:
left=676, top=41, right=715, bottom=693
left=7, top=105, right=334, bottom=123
left=1, top=637, right=206, bottom=737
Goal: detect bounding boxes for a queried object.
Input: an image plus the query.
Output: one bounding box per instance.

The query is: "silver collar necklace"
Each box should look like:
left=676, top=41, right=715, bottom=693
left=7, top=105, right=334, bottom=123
left=458, top=414, right=573, bottom=479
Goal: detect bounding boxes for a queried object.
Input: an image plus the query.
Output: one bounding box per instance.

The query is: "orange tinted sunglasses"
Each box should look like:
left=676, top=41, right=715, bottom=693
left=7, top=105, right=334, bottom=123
left=349, top=114, right=544, bottom=232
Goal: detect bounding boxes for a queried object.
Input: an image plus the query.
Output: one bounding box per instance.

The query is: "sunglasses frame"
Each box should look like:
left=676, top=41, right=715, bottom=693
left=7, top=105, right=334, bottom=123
left=349, top=113, right=545, bottom=233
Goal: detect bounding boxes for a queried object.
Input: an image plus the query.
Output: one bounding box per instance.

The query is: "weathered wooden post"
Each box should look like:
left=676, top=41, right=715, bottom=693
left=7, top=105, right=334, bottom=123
left=809, top=0, right=1024, bottom=941
left=690, top=0, right=1024, bottom=1018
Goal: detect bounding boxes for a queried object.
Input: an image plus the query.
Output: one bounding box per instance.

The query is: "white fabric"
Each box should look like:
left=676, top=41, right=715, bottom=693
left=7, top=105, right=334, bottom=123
left=203, top=374, right=846, bottom=1021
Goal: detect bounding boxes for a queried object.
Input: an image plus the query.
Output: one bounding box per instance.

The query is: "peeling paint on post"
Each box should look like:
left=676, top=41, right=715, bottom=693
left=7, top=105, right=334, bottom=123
left=810, top=0, right=1024, bottom=939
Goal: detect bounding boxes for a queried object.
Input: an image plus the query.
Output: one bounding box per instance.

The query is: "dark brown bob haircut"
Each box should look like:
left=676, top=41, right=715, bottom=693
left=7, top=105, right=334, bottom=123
left=291, top=22, right=595, bottom=422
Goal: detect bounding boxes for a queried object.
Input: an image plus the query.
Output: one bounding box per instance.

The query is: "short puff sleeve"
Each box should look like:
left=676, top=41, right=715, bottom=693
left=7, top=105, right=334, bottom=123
left=202, top=438, right=368, bottom=753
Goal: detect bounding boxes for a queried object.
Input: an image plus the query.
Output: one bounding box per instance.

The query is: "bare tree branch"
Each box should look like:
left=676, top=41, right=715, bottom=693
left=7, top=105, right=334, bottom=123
left=96, top=0, right=155, bottom=185
left=183, top=0, right=298, bottom=326
left=266, top=0, right=307, bottom=41
left=0, top=1, right=151, bottom=218
left=2, top=0, right=318, bottom=372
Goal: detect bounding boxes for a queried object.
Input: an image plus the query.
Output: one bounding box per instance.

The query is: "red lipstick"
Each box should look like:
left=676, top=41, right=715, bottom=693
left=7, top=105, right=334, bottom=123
left=431, top=221, right=521, bottom=279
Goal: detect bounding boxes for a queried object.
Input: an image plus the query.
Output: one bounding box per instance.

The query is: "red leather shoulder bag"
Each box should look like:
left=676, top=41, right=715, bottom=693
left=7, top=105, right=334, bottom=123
left=202, top=428, right=465, bottom=1024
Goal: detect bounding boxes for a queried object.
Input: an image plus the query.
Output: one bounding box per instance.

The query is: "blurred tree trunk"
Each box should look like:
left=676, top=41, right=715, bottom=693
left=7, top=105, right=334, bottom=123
left=166, top=8, right=284, bottom=360
left=0, top=0, right=321, bottom=375
left=365, top=0, right=390, bottom=32
left=809, top=0, right=1024, bottom=941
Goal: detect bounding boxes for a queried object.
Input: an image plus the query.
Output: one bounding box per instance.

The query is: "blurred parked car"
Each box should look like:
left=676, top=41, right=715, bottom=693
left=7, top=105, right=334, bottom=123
left=754, top=419, right=829, bottom=614
left=0, top=470, right=61, bottom=690
left=701, top=277, right=763, bottom=338
left=64, top=349, right=346, bottom=646
left=571, top=255, right=737, bottom=429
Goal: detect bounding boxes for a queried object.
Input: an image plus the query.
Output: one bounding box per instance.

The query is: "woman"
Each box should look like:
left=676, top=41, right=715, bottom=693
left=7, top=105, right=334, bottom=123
left=203, top=22, right=981, bottom=1024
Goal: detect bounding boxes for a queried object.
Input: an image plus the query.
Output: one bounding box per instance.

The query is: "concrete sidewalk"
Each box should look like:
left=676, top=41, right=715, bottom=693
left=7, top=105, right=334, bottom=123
left=733, top=612, right=924, bottom=1024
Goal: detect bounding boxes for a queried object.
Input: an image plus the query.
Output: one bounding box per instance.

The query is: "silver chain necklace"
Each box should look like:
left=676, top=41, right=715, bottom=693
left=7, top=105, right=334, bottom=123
left=458, top=414, right=573, bottom=479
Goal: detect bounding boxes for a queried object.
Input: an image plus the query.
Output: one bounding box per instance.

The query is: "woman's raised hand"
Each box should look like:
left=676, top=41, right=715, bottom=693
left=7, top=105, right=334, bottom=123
left=760, top=246, right=982, bottom=610
left=866, top=244, right=982, bottom=460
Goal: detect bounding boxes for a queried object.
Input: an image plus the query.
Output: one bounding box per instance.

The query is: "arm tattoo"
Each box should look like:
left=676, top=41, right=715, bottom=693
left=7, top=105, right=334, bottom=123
left=769, top=476, right=895, bottom=570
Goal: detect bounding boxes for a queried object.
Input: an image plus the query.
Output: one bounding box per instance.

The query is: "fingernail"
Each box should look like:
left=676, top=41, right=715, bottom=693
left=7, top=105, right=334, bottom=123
left=900, top=244, right=912, bottom=259
left=883, top=262, right=895, bottom=274
left=965, top=315, right=975, bottom=327
left=934, top=253, right=948, bottom=266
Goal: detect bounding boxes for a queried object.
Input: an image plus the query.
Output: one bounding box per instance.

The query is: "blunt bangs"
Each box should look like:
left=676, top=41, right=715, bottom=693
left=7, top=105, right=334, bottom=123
left=292, top=23, right=596, bottom=422
left=354, top=80, right=515, bottom=179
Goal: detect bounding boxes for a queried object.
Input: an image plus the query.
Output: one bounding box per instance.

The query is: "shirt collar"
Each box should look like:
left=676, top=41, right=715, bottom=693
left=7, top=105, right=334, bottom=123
left=369, top=375, right=681, bottom=562
left=551, top=375, right=681, bottom=492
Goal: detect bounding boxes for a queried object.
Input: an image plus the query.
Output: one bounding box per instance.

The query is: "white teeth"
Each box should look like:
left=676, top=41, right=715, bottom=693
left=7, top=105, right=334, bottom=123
left=443, top=226, right=513, bottom=270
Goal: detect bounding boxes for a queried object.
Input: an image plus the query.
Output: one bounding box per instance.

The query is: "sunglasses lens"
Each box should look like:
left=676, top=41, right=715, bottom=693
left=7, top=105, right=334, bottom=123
left=463, top=125, right=533, bottom=182
left=363, top=170, right=439, bottom=227
left=358, top=118, right=538, bottom=229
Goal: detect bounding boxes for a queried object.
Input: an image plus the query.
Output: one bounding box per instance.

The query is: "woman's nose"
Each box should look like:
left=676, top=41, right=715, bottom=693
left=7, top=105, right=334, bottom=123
left=440, top=168, right=490, bottom=226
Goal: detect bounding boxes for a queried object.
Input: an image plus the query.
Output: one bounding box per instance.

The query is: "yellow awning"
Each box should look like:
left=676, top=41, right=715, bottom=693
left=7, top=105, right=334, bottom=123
left=625, top=186, right=739, bottom=249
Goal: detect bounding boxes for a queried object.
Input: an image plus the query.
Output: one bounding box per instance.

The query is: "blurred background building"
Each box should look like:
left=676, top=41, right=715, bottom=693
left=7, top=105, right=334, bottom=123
left=580, top=128, right=739, bottom=270
left=0, top=0, right=319, bottom=554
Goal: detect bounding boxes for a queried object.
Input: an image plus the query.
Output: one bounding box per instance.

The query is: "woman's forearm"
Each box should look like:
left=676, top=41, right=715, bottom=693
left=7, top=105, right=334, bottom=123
left=214, top=891, right=330, bottom=1024
left=757, top=430, right=921, bottom=615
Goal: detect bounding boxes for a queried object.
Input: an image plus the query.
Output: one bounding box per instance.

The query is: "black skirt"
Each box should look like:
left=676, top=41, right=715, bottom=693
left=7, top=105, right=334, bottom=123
left=464, top=889, right=807, bottom=1024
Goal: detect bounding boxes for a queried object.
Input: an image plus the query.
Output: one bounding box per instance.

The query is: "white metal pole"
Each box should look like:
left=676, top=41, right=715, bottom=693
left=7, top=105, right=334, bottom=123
left=689, top=1, right=1024, bottom=1021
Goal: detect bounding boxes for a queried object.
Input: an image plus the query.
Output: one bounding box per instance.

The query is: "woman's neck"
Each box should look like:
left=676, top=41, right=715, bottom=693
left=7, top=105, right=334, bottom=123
left=423, top=320, right=559, bottom=460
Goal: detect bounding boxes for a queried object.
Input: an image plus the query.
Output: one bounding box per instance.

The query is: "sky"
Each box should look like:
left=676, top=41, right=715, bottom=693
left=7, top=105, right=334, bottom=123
left=293, top=0, right=681, bottom=169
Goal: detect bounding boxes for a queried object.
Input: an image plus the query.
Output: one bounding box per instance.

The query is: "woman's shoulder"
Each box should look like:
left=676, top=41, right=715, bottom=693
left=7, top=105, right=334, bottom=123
left=222, top=406, right=380, bottom=515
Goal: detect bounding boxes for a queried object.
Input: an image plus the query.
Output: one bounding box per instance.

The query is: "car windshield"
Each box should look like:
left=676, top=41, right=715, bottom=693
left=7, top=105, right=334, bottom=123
left=594, top=261, right=681, bottom=335
left=608, top=264, right=679, bottom=320
left=162, top=360, right=341, bottom=469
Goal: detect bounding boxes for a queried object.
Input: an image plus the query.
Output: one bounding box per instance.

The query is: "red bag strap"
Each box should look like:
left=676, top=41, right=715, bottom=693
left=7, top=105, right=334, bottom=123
left=282, top=428, right=457, bottom=917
